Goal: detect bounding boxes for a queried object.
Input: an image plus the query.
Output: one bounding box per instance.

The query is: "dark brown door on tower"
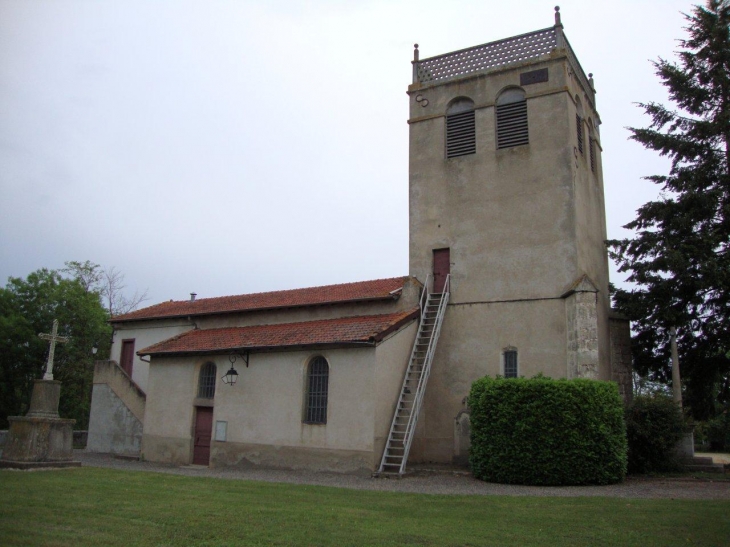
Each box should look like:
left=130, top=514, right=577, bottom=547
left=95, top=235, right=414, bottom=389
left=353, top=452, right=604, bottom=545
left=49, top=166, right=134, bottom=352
left=433, top=248, right=450, bottom=293
left=120, top=339, right=135, bottom=377
left=193, top=407, right=214, bottom=465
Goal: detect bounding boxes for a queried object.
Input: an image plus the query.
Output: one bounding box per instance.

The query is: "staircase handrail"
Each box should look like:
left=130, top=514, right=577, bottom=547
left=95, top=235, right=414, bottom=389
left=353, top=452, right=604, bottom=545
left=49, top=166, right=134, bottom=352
left=419, top=274, right=431, bottom=315
left=401, top=274, right=450, bottom=469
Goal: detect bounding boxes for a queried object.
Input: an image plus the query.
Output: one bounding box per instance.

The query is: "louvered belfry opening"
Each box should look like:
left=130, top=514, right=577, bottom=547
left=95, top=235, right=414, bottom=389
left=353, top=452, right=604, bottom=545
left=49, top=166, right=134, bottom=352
left=495, top=88, right=528, bottom=149
left=576, top=114, right=584, bottom=154
left=445, top=97, right=476, bottom=158
left=305, top=356, right=329, bottom=424
left=575, top=97, right=585, bottom=156
left=589, top=136, right=596, bottom=172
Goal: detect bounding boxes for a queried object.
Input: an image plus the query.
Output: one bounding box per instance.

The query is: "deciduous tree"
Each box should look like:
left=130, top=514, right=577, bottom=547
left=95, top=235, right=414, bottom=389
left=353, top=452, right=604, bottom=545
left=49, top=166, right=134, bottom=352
left=0, top=260, right=146, bottom=428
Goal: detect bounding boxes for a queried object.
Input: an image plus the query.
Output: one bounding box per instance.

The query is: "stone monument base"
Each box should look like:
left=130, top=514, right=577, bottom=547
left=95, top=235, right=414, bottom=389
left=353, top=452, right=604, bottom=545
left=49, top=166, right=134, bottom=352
left=0, top=380, right=81, bottom=469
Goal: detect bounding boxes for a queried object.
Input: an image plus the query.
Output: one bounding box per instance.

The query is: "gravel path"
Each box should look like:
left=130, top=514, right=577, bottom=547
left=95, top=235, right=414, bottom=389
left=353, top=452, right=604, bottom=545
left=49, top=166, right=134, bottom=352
left=75, top=451, right=730, bottom=500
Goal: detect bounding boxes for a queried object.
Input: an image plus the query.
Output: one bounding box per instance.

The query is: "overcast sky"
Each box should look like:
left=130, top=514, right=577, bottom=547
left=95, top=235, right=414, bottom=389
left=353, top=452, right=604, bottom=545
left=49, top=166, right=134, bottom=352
left=0, top=0, right=693, bottom=307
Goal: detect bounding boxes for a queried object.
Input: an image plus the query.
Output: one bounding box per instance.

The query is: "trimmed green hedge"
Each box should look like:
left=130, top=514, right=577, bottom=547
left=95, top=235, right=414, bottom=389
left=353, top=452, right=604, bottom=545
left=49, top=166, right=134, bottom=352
left=468, top=376, right=627, bottom=485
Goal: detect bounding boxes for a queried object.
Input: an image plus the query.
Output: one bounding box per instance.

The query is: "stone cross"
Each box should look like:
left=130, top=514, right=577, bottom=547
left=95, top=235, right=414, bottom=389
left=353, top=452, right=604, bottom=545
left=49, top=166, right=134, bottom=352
left=38, top=319, right=69, bottom=380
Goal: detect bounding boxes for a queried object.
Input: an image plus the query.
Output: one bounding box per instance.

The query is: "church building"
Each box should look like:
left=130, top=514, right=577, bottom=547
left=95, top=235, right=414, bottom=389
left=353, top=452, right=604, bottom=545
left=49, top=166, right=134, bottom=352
left=87, top=8, right=632, bottom=475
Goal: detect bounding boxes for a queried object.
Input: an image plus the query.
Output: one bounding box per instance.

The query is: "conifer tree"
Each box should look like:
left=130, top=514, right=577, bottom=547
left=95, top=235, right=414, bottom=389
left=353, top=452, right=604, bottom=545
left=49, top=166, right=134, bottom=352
left=608, top=0, right=730, bottom=419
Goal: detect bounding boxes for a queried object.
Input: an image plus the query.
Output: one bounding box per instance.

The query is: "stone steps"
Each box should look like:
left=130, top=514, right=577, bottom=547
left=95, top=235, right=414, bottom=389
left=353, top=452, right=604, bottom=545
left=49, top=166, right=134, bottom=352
left=681, top=456, right=726, bottom=474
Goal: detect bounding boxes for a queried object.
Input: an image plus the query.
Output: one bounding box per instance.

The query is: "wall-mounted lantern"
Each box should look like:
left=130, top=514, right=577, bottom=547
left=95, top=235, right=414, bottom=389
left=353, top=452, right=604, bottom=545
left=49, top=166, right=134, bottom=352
left=221, top=351, right=249, bottom=386
left=221, top=364, right=238, bottom=386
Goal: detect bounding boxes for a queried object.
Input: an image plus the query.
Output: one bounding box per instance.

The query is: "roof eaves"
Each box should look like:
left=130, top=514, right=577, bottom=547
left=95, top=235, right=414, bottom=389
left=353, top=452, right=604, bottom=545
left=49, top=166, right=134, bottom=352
left=138, top=340, right=378, bottom=358
left=370, top=309, right=419, bottom=343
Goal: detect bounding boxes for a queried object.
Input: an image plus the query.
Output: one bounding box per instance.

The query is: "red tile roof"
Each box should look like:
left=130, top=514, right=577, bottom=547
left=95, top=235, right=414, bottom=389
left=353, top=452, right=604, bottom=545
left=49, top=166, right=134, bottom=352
left=138, top=309, right=418, bottom=356
left=112, top=276, right=408, bottom=323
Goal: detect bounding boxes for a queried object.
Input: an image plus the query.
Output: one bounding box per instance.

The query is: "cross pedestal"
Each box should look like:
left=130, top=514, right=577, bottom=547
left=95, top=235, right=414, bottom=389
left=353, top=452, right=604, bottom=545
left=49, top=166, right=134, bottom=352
left=0, top=320, right=80, bottom=469
left=0, top=380, right=80, bottom=469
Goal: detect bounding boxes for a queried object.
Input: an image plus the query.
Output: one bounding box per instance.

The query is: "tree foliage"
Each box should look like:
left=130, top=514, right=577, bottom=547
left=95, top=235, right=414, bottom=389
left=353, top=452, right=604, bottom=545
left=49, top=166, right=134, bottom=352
left=63, top=261, right=148, bottom=317
left=625, top=395, right=687, bottom=474
left=0, top=262, right=146, bottom=429
left=608, top=1, right=730, bottom=420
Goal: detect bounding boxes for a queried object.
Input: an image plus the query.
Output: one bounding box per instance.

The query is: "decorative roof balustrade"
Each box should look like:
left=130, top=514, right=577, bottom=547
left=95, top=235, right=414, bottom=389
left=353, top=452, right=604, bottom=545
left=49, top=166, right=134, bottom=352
left=413, top=16, right=595, bottom=107
left=415, top=27, right=558, bottom=84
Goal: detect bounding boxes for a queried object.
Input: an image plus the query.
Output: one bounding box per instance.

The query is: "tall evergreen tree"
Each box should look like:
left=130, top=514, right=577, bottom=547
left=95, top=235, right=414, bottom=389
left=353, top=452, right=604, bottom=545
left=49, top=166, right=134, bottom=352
left=609, top=1, right=730, bottom=420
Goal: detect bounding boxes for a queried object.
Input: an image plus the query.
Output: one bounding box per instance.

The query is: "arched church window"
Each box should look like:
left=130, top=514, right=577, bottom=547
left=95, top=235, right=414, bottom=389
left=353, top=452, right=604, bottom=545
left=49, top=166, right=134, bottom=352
left=304, top=356, right=329, bottom=424
left=445, top=97, right=476, bottom=158
left=198, top=362, right=217, bottom=399
left=496, top=88, right=528, bottom=149
left=575, top=96, right=585, bottom=155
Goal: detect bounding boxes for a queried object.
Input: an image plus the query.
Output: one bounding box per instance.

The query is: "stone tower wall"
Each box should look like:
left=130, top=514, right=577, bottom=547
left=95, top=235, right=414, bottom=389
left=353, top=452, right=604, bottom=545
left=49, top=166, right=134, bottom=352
left=407, top=42, right=612, bottom=463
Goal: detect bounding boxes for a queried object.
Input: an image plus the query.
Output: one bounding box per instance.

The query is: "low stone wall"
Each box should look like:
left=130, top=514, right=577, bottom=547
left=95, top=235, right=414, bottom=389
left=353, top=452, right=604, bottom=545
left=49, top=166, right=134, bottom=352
left=0, top=429, right=87, bottom=458
left=211, top=439, right=374, bottom=475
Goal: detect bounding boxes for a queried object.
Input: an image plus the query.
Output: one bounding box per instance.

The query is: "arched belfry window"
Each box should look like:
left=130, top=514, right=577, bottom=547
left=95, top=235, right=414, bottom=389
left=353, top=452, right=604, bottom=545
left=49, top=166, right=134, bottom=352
left=198, top=362, right=217, bottom=399
left=496, top=88, right=528, bottom=149
left=445, top=97, right=476, bottom=158
left=304, top=356, right=329, bottom=424
left=575, top=96, right=585, bottom=155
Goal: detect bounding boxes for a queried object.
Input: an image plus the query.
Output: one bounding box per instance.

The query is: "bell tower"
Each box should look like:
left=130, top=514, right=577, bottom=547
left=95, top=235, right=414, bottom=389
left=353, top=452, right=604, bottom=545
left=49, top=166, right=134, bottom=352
left=407, top=8, right=616, bottom=462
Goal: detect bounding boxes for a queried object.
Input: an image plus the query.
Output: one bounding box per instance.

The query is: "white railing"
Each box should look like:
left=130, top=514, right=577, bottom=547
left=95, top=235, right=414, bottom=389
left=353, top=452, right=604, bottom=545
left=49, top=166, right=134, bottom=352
left=400, top=274, right=450, bottom=471
left=419, top=273, right=431, bottom=315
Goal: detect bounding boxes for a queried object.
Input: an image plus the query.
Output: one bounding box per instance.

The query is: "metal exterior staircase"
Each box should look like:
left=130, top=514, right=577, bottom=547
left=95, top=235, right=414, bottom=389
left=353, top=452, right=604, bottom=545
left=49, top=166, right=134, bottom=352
left=376, top=274, right=450, bottom=476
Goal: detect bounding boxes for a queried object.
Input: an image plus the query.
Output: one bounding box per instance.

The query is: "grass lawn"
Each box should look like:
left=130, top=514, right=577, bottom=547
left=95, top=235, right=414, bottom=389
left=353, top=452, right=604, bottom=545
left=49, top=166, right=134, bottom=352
left=1, top=468, right=729, bottom=547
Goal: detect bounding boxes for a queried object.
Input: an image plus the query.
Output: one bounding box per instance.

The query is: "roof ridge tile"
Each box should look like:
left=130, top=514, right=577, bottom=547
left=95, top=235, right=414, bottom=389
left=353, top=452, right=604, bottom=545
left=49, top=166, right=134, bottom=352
left=112, top=276, right=408, bottom=323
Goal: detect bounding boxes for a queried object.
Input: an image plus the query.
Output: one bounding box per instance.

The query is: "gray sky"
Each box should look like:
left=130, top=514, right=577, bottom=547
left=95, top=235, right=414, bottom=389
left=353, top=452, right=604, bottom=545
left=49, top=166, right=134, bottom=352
left=0, top=0, right=691, bottom=306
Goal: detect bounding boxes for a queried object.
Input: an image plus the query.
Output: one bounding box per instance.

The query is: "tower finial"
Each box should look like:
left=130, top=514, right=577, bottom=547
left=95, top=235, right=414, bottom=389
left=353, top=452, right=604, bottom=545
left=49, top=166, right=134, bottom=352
left=413, top=43, right=419, bottom=62
left=554, top=6, right=562, bottom=27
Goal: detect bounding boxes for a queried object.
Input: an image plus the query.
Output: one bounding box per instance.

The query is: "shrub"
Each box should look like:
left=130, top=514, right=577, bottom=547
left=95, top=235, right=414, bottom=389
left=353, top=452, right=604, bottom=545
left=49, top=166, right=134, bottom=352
left=693, top=420, right=709, bottom=449
left=468, top=376, right=627, bottom=486
left=706, top=413, right=730, bottom=451
left=625, top=395, right=686, bottom=474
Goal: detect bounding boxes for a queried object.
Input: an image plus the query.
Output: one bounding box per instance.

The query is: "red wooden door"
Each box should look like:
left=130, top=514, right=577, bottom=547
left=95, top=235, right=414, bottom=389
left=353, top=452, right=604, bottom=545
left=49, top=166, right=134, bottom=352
left=193, top=407, right=213, bottom=465
left=120, top=339, right=135, bottom=377
left=433, top=248, right=450, bottom=293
